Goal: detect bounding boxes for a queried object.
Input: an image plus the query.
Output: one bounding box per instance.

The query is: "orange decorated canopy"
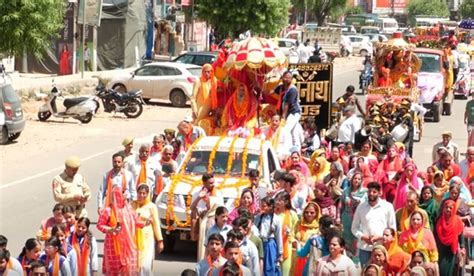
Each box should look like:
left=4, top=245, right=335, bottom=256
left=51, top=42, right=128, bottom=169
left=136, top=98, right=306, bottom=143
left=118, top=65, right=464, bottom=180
left=224, top=37, right=287, bottom=71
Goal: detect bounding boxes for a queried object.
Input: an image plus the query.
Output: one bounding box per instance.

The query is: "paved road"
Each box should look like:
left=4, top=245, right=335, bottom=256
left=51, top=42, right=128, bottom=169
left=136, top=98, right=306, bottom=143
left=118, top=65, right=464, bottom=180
left=1, top=59, right=470, bottom=275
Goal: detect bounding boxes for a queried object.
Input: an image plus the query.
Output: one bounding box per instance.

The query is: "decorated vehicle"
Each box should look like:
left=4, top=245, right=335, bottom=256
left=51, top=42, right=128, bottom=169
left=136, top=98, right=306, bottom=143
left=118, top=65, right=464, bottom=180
left=155, top=136, right=279, bottom=250
left=366, top=32, right=424, bottom=141
left=413, top=48, right=448, bottom=121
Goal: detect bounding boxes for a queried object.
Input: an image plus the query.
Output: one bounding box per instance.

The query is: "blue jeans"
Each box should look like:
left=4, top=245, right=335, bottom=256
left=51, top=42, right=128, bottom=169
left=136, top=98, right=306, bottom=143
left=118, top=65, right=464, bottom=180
left=359, top=249, right=372, bottom=267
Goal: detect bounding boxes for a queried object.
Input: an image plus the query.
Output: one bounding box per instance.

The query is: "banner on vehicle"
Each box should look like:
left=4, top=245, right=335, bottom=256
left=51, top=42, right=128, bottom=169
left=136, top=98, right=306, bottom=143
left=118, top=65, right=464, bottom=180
left=288, top=63, right=333, bottom=132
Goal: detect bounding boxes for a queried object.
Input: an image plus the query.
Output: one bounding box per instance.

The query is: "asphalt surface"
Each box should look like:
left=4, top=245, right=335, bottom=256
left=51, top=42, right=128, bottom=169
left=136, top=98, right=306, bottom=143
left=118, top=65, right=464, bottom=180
left=1, top=58, right=471, bottom=275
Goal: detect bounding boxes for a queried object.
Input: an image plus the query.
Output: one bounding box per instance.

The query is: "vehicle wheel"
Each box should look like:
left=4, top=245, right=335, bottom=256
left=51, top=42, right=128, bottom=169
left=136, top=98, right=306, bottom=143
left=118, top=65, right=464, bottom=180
left=143, top=98, right=151, bottom=104
left=432, top=103, right=441, bottom=122
left=163, top=232, right=176, bottom=253
left=38, top=111, right=51, bottom=121
left=112, top=84, right=127, bottom=93
left=78, top=113, right=93, bottom=124
left=360, top=49, right=368, bottom=56
left=124, top=99, right=143, bottom=119
left=0, top=126, right=8, bottom=145
left=170, top=89, right=187, bottom=107
left=8, top=132, right=21, bottom=141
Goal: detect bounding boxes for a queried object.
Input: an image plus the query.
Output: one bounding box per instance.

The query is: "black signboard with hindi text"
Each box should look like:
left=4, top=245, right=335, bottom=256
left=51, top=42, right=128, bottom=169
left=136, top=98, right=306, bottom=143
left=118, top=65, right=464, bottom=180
left=288, top=63, right=333, bottom=132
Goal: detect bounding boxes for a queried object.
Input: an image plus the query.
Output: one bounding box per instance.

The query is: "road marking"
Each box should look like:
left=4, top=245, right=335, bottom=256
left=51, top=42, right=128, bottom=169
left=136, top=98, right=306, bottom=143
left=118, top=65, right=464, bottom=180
left=1, top=135, right=155, bottom=190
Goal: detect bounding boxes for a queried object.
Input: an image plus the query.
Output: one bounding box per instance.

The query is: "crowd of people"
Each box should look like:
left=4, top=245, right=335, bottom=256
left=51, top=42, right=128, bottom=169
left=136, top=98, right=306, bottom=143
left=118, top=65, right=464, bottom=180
left=1, top=60, right=473, bottom=276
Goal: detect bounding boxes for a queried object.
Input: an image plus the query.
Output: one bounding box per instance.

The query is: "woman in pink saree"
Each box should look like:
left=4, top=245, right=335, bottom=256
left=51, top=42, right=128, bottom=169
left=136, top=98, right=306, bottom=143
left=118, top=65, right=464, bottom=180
left=97, top=186, right=143, bottom=276
left=394, top=163, right=423, bottom=210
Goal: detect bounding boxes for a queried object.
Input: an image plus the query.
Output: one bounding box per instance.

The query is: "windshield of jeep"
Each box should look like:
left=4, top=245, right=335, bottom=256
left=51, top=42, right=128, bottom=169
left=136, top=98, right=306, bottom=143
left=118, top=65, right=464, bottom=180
left=417, top=53, right=441, bottom=73
left=183, top=150, right=260, bottom=176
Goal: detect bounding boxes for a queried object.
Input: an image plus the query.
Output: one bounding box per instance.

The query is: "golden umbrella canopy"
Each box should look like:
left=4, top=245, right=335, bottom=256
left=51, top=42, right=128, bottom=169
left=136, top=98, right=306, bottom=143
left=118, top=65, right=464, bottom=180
left=224, top=37, right=287, bottom=71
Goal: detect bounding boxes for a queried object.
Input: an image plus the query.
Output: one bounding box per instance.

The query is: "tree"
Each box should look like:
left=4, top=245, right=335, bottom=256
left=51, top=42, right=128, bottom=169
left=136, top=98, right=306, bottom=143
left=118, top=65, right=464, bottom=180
left=460, top=0, right=474, bottom=18
left=196, top=0, right=290, bottom=38
left=0, top=0, right=65, bottom=59
left=407, top=0, right=449, bottom=25
left=292, top=0, right=347, bottom=25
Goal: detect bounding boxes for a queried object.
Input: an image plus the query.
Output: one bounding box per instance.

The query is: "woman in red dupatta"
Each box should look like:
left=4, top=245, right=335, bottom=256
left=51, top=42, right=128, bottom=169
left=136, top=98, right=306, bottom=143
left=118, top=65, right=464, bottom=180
left=97, top=186, right=141, bottom=276
left=376, top=145, right=403, bottom=182
left=435, top=199, right=466, bottom=276
left=393, top=163, right=423, bottom=210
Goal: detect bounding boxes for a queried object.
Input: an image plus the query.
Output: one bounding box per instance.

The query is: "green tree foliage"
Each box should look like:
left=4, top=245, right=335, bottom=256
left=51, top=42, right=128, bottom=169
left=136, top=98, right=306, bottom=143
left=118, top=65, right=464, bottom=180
left=196, top=0, right=290, bottom=38
left=345, top=6, right=365, bottom=15
left=460, top=0, right=474, bottom=18
left=407, top=0, right=449, bottom=25
left=0, top=0, right=65, bottom=58
left=292, top=0, right=347, bottom=25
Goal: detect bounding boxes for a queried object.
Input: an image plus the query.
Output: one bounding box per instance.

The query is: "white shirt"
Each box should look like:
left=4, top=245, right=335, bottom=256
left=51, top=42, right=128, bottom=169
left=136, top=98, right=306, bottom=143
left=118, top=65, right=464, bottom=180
left=239, top=238, right=261, bottom=276
left=431, top=141, right=460, bottom=163
left=125, top=155, right=161, bottom=189
left=261, top=125, right=292, bottom=161
left=351, top=198, right=396, bottom=251
left=337, top=114, right=362, bottom=143
left=97, top=169, right=136, bottom=209
left=191, top=188, right=224, bottom=215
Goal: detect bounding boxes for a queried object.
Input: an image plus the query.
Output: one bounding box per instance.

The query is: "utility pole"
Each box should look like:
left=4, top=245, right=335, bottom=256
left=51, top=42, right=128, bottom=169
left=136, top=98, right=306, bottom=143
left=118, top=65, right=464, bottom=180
left=81, top=0, right=86, bottom=79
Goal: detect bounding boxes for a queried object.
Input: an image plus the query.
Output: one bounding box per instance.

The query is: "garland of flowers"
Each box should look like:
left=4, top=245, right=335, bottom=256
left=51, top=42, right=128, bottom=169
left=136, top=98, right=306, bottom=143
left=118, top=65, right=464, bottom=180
left=225, top=136, right=239, bottom=178
left=258, top=139, right=265, bottom=173
left=232, top=88, right=249, bottom=119
left=208, top=135, right=226, bottom=173
left=241, top=136, right=251, bottom=178
left=166, top=137, right=203, bottom=231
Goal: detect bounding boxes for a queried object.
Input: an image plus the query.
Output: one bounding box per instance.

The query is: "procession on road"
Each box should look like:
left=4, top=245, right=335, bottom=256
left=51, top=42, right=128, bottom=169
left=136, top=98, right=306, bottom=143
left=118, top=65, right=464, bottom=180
left=1, top=1, right=474, bottom=276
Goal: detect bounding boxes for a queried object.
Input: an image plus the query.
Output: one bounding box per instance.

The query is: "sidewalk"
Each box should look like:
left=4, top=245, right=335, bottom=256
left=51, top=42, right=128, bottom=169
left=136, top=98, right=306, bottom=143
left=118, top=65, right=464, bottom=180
left=9, top=68, right=136, bottom=100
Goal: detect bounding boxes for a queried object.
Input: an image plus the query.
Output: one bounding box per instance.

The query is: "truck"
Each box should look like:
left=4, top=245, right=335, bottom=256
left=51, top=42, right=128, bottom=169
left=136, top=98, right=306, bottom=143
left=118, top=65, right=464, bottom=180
left=413, top=48, right=450, bottom=122
left=155, top=136, right=280, bottom=254
left=286, top=26, right=343, bottom=52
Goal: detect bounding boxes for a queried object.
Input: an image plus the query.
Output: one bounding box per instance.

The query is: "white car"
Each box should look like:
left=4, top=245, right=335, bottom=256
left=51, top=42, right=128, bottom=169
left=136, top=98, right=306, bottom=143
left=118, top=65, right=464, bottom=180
left=277, top=38, right=297, bottom=57
left=363, top=34, right=389, bottom=43
left=344, top=35, right=373, bottom=56
left=108, top=62, right=201, bottom=107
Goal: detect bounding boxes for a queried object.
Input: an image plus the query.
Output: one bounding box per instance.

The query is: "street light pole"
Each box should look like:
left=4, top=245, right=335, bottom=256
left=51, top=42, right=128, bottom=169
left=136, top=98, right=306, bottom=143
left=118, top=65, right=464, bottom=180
left=81, top=0, right=86, bottom=79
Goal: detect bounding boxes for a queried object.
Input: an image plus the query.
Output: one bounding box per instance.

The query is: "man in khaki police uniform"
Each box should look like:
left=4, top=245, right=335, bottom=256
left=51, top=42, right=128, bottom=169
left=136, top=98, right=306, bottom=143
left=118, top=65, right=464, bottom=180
left=52, top=156, right=91, bottom=218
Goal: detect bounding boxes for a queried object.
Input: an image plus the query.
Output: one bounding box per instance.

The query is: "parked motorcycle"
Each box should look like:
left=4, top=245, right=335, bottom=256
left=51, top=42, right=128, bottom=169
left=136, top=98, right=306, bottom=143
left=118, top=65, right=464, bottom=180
left=37, top=86, right=98, bottom=123
left=94, top=85, right=144, bottom=118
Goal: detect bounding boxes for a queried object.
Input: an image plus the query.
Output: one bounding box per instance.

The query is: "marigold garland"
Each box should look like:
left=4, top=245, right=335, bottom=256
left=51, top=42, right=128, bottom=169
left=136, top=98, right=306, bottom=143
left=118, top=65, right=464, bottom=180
left=208, top=135, right=226, bottom=173
left=225, top=136, right=239, bottom=178
left=165, top=136, right=261, bottom=230
left=258, top=139, right=265, bottom=173
left=166, top=137, right=203, bottom=230
left=233, top=89, right=249, bottom=118
left=241, top=136, right=251, bottom=178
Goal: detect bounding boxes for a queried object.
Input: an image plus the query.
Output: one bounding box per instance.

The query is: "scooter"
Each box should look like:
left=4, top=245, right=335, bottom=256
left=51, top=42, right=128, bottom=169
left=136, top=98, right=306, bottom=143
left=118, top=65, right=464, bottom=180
left=37, top=85, right=98, bottom=123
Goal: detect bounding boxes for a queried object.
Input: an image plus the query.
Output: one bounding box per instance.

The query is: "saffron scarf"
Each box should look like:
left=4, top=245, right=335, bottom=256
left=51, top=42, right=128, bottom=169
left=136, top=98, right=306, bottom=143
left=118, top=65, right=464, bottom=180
left=436, top=199, right=464, bottom=253
left=105, top=169, right=127, bottom=208
left=134, top=193, right=151, bottom=251
left=282, top=210, right=291, bottom=260
left=184, top=126, right=194, bottom=151
left=406, top=227, right=425, bottom=253
left=46, top=253, right=60, bottom=276
left=200, top=64, right=218, bottom=109
left=137, top=160, right=147, bottom=186
left=71, top=234, right=90, bottom=276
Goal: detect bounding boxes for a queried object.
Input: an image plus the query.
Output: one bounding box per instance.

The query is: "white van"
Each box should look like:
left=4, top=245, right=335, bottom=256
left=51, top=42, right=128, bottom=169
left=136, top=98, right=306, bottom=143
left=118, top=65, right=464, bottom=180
left=378, top=18, right=398, bottom=35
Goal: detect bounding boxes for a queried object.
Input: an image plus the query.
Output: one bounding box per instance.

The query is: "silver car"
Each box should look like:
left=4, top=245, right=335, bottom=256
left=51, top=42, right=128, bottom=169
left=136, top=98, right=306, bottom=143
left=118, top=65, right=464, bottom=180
left=0, top=83, right=25, bottom=144
left=108, top=62, right=202, bottom=107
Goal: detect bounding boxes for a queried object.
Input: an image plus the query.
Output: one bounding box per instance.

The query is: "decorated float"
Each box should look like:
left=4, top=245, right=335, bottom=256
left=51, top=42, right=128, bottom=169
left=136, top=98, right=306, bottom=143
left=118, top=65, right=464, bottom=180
left=365, top=32, right=424, bottom=141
